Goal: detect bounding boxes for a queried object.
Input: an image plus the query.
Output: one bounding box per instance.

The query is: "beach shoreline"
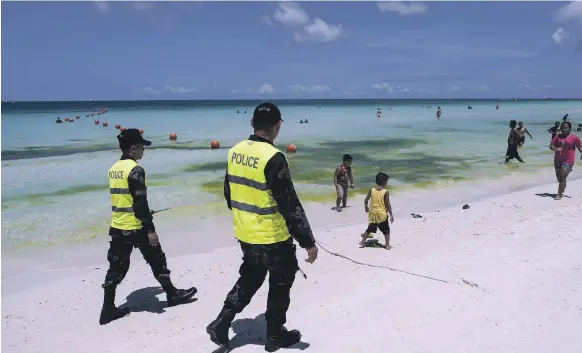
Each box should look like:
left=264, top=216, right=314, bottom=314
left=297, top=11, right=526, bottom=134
left=2, top=167, right=578, bottom=273
left=2, top=174, right=581, bottom=353
left=3, top=99, right=580, bottom=250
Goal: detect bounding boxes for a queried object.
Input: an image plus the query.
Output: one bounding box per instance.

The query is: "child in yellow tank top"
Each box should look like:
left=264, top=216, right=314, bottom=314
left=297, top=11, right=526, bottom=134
left=360, top=172, right=394, bottom=250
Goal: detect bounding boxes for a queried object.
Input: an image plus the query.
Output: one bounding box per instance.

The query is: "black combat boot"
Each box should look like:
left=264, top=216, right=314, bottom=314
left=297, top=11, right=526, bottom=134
left=265, top=326, right=302, bottom=352
left=158, top=277, right=197, bottom=307
left=99, top=289, right=130, bottom=325
left=206, top=308, right=236, bottom=348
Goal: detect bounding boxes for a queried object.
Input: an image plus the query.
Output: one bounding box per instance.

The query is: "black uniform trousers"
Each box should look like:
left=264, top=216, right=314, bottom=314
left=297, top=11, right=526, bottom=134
left=102, top=229, right=171, bottom=290
left=223, top=237, right=298, bottom=329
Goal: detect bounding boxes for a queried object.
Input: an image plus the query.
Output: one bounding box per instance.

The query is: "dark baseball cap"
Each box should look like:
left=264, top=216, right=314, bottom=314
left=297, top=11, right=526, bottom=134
left=117, top=128, right=151, bottom=149
left=252, top=102, right=283, bottom=125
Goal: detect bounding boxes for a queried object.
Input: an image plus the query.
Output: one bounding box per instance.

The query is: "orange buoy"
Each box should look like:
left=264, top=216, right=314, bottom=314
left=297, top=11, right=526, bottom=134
left=115, top=124, right=121, bottom=129
left=102, top=121, right=108, bottom=127
left=210, top=140, right=220, bottom=149
left=169, top=132, right=177, bottom=141
left=286, top=144, right=297, bottom=153
left=120, top=127, right=126, bottom=132
left=138, top=128, right=144, bottom=134
left=94, top=119, right=99, bottom=124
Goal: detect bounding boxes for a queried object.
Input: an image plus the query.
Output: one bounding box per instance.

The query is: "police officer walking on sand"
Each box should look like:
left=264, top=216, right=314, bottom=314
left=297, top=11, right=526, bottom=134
left=99, top=128, right=197, bottom=325
left=206, top=103, right=319, bottom=352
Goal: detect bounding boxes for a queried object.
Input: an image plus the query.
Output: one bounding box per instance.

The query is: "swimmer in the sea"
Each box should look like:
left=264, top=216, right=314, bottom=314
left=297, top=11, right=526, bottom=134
left=516, top=121, right=533, bottom=147
left=56, top=117, right=63, bottom=123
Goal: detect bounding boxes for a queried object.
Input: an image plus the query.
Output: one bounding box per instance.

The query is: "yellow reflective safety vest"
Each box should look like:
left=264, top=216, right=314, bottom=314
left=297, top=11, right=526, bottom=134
left=227, top=140, right=291, bottom=244
left=108, top=159, right=144, bottom=230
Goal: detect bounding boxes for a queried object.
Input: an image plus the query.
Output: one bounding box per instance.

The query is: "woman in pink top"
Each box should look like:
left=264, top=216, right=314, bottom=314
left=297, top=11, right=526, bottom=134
left=550, top=121, right=582, bottom=200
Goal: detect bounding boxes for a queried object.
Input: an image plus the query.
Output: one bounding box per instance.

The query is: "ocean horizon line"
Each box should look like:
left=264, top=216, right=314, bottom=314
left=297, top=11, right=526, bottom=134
left=3, top=97, right=582, bottom=104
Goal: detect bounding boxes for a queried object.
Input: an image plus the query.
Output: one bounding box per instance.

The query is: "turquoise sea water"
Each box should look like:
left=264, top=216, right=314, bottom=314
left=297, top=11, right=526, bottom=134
left=1, top=99, right=581, bottom=251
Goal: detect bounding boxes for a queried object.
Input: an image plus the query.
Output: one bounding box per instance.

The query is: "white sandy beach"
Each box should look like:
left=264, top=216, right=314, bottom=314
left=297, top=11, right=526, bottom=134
left=2, top=177, right=582, bottom=353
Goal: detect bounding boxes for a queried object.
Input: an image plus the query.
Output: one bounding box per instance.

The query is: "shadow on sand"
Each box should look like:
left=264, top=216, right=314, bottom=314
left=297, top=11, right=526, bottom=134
left=119, top=286, right=197, bottom=314
left=535, top=193, right=571, bottom=199
left=212, top=314, right=310, bottom=353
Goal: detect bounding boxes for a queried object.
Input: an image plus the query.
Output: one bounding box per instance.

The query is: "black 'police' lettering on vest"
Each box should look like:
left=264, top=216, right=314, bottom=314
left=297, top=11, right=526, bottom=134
left=109, top=170, right=125, bottom=179
left=231, top=152, right=260, bottom=169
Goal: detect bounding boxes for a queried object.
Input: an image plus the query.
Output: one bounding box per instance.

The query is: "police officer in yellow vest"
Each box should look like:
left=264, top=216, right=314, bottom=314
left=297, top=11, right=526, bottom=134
left=206, top=103, right=319, bottom=352
left=99, top=128, right=197, bottom=325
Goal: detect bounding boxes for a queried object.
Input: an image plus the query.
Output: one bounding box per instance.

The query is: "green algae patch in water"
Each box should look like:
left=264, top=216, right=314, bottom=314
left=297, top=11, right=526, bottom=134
left=200, top=179, right=224, bottom=196
left=182, top=161, right=226, bottom=173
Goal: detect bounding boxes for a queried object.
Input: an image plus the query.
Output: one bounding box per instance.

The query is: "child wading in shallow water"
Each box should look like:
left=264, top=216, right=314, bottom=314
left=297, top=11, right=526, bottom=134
left=333, top=154, right=354, bottom=212
left=360, top=172, right=394, bottom=250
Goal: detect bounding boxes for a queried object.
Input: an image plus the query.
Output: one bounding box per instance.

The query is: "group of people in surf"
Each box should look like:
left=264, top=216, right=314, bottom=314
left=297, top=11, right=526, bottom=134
left=504, top=120, right=534, bottom=163
left=505, top=114, right=582, bottom=200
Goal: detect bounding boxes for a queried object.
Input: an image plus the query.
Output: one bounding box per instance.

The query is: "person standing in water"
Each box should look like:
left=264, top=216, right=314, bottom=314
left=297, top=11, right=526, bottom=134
left=505, top=120, right=524, bottom=163
left=548, top=121, right=561, bottom=140
left=516, top=121, right=533, bottom=147
left=334, top=154, right=354, bottom=212
left=550, top=121, right=582, bottom=200
left=100, top=129, right=197, bottom=325
left=436, top=106, right=441, bottom=119
left=360, top=172, right=394, bottom=250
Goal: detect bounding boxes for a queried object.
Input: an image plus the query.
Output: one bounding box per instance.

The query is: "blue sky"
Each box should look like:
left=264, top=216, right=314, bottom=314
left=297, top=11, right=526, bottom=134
left=1, top=1, right=581, bottom=101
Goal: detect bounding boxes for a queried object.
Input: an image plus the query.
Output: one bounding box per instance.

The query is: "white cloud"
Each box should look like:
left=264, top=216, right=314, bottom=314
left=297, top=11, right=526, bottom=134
left=232, top=84, right=275, bottom=94
left=524, top=84, right=533, bottom=89
left=257, top=84, right=275, bottom=94
left=372, top=83, right=394, bottom=92
left=557, top=1, right=582, bottom=23
left=164, top=85, right=196, bottom=93
left=289, top=84, right=331, bottom=93
left=141, top=87, right=161, bottom=95
left=93, top=1, right=110, bottom=13
left=552, top=28, right=569, bottom=44
left=294, top=18, right=344, bottom=43
left=480, top=85, right=492, bottom=91
left=377, top=1, right=428, bottom=16
left=273, top=2, right=310, bottom=26
left=450, top=85, right=461, bottom=91
left=140, top=85, right=197, bottom=95
left=413, top=88, right=424, bottom=93
left=132, top=1, right=155, bottom=11
left=265, top=2, right=345, bottom=43
left=397, top=86, right=410, bottom=93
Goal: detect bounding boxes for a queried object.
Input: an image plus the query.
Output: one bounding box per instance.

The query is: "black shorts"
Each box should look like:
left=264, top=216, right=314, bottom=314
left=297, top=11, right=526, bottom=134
left=365, top=219, right=390, bottom=235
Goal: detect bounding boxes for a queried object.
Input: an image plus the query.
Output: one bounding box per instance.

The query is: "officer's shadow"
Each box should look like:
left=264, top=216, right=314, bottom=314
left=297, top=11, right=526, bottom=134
left=120, top=286, right=195, bottom=314
left=212, top=313, right=310, bottom=353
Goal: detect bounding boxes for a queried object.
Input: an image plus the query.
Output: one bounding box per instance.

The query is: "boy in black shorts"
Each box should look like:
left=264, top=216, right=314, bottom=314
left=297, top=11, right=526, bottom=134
left=359, top=172, right=394, bottom=250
